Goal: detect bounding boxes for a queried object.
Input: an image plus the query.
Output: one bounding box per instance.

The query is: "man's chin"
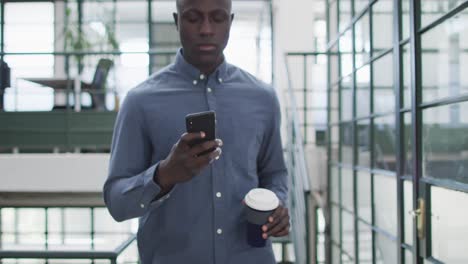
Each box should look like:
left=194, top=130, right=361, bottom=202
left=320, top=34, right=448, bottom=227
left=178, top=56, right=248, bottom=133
left=195, top=54, right=223, bottom=68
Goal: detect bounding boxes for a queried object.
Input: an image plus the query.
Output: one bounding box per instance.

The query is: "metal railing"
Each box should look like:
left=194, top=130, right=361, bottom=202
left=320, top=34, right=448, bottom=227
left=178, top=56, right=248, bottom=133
left=284, top=54, right=313, bottom=264
left=0, top=193, right=138, bottom=264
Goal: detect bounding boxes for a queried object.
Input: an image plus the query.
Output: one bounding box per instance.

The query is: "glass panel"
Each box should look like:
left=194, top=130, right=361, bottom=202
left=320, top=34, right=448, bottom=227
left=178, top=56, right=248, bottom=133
left=358, top=119, right=371, bottom=167
left=1, top=208, right=15, bottom=232
left=331, top=125, right=340, bottom=162
left=226, top=1, right=273, bottom=83
left=47, top=208, right=63, bottom=234
left=331, top=166, right=340, bottom=203
left=4, top=2, right=54, bottom=53
left=0, top=4, right=2, bottom=46
left=331, top=44, right=340, bottom=84
left=374, top=115, right=396, bottom=171
left=340, top=30, right=354, bottom=77
left=374, top=174, right=397, bottom=235
left=358, top=221, right=373, bottom=264
left=342, top=210, right=355, bottom=260
left=18, top=208, right=46, bottom=242
left=341, top=75, right=353, bottom=121
left=94, top=208, right=133, bottom=233
left=341, top=122, right=353, bottom=165
left=372, top=0, right=394, bottom=55
left=375, top=232, right=397, bottom=264
left=422, top=102, right=468, bottom=184
left=355, top=13, right=371, bottom=68
left=373, top=52, right=395, bottom=114
left=331, top=85, right=339, bottom=124
left=151, top=1, right=175, bottom=23
left=431, top=186, right=468, bottom=263
left=342, top=254, right=354, bottom=264
left=355, top=0, right=370, bottom=14
left=332, top=205, right=341, bottom=244
left=356, top=64, right=371, bottom=117
left=3, top=2, right=55, bottom=111
left=332, top=244, right=341, bottom=264
left=401, top=0, right=410, bottom=40
left=405, top=249, right=414, bottom=264
left=402, top=43, right=411, bottom=109
left=64, top=208, right=91, bottom=233
left=403, top=112, right=413, bottom=175
left=403, top=180, right=413, bottom=246
left=329, top=0, right=339, bottom=41
left=339, top=0, right=352, bottom=33
left=421, top=13, right=468, bottom=103
left=342, top=169, right=354, bottom=211
left=421, top=0, right=466, bottom=29
left=82, top=0, right=120, bottom=51
left=357, top=172, right=372, bottom=222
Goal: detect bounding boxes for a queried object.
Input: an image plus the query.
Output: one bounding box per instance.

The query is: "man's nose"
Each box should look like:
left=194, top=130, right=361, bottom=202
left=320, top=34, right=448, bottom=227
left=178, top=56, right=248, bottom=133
left=200, top=18, right=215, bottom=36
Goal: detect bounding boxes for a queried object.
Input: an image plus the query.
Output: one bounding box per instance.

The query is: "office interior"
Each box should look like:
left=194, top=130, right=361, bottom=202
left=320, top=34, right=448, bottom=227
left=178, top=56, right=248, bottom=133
left=0, top=0, right=467, bottom=263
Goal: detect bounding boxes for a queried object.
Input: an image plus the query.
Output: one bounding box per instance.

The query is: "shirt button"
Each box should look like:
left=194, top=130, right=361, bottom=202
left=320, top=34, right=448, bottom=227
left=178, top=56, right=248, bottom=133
left=200, top=74, right=205, bottom=80
left=216, top=192, right=222, bottom=198
left=193, top=80, right=198, bottom=85
left=217, top=228, right=223, bottom=235
left=140, top=203, right=145, bottom=208
left=207, top=87, right=212, bottom=93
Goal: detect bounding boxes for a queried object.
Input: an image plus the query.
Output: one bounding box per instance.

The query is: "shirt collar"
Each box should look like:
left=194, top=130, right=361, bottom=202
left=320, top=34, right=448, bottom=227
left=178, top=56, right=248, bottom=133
left=173, top=48, right=228, bottom=84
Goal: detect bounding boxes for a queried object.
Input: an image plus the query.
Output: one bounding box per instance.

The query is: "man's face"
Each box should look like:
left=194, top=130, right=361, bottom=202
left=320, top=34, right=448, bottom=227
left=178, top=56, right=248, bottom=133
left=174, top=0, right=233, bottom=71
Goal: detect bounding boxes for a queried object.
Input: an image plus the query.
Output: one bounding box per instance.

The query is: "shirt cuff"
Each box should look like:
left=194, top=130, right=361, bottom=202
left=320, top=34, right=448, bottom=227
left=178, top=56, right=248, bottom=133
left=140, top=162, right=177, bottom=210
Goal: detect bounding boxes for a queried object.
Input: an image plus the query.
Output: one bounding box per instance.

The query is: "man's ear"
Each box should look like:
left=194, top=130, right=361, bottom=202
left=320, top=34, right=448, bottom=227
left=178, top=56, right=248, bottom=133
left=173, top=13, right=179, bottom=29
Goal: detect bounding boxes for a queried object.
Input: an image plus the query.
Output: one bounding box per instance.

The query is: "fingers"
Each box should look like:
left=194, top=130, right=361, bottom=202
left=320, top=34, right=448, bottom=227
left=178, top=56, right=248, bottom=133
left=188, top=139, right=223, bottom=157
left=179, top=132, right=205, bottom=147
left=266, top=215, right=289, bottom=237
left=191, top=147, right=222, bottom=169
left=262, top=206, right=290, bottom=238
left=272, top=226, right=290, bottom=237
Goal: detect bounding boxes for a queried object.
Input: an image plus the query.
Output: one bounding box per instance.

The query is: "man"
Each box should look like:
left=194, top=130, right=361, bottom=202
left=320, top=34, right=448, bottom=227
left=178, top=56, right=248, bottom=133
left=103, top=0, right=289, bottom=263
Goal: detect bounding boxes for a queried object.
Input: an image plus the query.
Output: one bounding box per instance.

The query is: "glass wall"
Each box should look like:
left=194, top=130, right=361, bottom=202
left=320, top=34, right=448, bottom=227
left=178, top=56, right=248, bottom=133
left=0, top=0, right=272, bottom=111
left=327, top=0, right=468, bottom=263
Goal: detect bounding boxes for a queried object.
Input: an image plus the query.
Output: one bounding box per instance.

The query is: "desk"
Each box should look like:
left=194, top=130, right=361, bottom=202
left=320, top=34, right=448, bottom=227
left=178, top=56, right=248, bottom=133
left=0, top=232, right=136, bottom=264
left=23, top=77, right=93, bottom=111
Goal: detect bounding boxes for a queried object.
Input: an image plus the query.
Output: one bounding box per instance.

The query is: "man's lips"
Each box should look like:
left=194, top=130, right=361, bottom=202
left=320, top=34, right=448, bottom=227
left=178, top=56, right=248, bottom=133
left=198, top=44, right=217, bottom=51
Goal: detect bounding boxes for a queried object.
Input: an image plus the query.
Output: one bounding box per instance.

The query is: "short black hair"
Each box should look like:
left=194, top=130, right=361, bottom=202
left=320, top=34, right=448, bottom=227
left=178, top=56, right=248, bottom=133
left=176, top=0, right=232, bottom=13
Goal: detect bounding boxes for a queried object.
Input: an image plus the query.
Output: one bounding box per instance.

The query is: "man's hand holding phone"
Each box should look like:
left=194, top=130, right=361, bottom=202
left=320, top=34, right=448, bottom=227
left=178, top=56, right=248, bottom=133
left=154, top=111, right=221, bottom=196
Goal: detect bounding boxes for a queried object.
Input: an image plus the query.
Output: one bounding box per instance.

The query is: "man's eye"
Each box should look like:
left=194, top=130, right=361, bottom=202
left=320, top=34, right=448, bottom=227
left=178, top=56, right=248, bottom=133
left=184, top=14, right=200, bottom=23
left=211, top=12, right=228, bottom=23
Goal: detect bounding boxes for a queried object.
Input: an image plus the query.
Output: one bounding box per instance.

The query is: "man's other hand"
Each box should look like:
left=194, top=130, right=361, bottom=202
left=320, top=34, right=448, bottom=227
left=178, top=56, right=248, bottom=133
left=262, top=205, right=290, bottom=239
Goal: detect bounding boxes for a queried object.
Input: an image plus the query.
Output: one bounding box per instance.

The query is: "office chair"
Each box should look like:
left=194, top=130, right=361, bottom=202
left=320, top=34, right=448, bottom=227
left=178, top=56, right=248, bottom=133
left=0, top=60, right=11, bottom=110
left=48, top=58, right=113, bottom=110
left=81, top=58, right=114, bottom=111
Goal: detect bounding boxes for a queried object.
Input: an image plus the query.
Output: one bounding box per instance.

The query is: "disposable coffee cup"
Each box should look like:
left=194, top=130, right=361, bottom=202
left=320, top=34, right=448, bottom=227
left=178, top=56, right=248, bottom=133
left=244, top=188, right=279, bottom=247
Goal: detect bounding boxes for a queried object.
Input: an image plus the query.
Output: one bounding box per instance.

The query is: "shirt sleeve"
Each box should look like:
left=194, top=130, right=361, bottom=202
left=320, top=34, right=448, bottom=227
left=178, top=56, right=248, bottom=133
left=103, top=91, right=174, bottom=222
left=257, top=88, right=289, bottom=205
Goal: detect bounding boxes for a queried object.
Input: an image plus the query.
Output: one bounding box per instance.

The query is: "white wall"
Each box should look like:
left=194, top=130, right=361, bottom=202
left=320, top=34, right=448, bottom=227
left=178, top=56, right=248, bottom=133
left=0, top=154, right=109, bottom=192
left=273, top=0, right=317, bottom=93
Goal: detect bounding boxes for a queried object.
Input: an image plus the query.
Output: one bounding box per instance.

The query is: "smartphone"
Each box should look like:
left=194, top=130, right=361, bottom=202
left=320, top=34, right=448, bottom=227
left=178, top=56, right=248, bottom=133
left=185, top=110, right=216, bottom=156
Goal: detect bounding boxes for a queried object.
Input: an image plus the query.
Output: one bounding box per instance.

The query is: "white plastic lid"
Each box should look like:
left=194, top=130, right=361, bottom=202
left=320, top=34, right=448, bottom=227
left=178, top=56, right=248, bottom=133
left=244, top=188, right=279, bottom=211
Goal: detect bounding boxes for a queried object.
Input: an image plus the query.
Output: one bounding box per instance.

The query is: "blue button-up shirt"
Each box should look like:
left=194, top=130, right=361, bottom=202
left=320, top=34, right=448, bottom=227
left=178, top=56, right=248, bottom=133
left=104, top=49, right=288, bottom=264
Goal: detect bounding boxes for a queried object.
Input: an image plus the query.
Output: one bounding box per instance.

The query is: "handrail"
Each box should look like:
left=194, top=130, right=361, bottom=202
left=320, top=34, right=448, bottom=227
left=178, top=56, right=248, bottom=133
left=283, top=53, right=312, bottom=264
